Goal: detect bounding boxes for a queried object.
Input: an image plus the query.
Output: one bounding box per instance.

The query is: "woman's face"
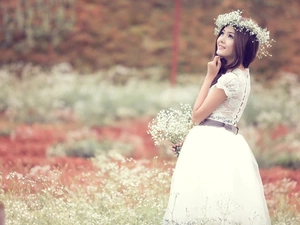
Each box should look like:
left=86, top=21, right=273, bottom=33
left=216, top=26, right=235, bottom=62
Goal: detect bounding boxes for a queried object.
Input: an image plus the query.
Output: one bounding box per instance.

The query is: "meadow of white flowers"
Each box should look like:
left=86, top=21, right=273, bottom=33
left=0, top=64, right=299, bottom=224
left=1, top=153, right=171, bottom=225
left=1, top=152, right=299, bottom=225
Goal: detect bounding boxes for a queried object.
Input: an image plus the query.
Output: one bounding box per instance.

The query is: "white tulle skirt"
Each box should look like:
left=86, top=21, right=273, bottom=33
left=163, top=125, right=271, bottom=225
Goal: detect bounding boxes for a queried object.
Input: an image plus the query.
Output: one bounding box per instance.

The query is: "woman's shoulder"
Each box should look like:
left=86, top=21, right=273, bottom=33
left=216, top=71, right=240, bottom=98
left=216, top=68, right=249, bottom=87
left=222, top=68, right=249, bottom=81
left=219, top=70, right=239, bottom=83
left=231, top=68, right=250, bottom=77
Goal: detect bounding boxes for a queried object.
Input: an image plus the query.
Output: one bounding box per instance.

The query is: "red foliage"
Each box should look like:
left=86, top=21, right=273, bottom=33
left=0, top=1, right=299, bottom=77
left=271, top=124, right=289, bottom=140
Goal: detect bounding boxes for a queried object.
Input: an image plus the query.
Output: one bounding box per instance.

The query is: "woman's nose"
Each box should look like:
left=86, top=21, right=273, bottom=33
left=219, top=36, right=225, bottom=43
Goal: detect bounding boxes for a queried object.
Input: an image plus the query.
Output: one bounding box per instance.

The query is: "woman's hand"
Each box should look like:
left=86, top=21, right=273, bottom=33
left=207, top=56, right=221, bottom=78
left=171, top=141, right=183, bottom=157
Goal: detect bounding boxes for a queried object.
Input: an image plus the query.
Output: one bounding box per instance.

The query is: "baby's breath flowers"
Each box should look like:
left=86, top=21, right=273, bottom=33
left=214, top=10, right=274, bottom=58
left=147, top=103, right=193, bottom=156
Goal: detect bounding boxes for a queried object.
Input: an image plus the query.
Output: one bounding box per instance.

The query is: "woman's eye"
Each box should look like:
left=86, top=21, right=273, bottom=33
left=228, top=34, right=234, bottom=39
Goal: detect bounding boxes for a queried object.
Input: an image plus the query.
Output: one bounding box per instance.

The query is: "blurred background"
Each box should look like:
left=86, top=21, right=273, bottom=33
left=0, top=0, right=299, bottom=77
left=0, top=0, right=299, bottom=169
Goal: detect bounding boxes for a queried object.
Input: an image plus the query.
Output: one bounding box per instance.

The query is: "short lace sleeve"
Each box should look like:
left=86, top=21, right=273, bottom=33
left=216, top=72, right=239, bottom=98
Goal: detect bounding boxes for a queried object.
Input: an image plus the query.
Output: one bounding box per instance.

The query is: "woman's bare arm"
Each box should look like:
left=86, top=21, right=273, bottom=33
left=192, top=56, right=227, bottom=124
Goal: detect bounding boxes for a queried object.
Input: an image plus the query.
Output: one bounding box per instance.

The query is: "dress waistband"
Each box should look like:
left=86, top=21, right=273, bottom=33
left=199, top=119, right=239, bottom=135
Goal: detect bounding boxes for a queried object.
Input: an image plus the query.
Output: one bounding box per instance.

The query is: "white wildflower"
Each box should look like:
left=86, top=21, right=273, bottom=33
left=214, top=10, right=274, bottom=58
left=147, top=103, right=193, bottom=156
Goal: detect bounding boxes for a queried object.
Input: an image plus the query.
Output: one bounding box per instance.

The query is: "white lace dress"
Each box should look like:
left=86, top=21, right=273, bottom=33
left=162, top=68, right=271, bottom=225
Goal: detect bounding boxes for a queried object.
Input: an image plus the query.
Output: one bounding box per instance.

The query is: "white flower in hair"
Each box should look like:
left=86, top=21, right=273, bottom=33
left=214, top=10, right=274, bottom=58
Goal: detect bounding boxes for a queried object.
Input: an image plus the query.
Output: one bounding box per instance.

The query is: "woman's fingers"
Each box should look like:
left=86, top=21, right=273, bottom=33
left=213, top=56, right=221, bottom=66
left=207, top=56, right=222, bottom=77
left=171, top=142, right=183, bottom=156
left=214, top=55, right=220, bottom=62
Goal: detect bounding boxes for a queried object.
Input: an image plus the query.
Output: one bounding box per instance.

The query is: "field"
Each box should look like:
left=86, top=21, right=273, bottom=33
left=0, top=65, right=300, bottom=224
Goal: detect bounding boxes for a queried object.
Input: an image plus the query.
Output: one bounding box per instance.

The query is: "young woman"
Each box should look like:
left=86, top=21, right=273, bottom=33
left=163, top=10, right=272, bottom=225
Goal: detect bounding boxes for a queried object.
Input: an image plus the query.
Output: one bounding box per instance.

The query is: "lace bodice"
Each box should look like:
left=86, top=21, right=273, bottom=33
left=207, top=68, right=250, bottom=125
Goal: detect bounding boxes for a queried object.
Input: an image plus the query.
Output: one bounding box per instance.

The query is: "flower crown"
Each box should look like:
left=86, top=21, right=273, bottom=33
left=214, top=10, right=273, bottom=58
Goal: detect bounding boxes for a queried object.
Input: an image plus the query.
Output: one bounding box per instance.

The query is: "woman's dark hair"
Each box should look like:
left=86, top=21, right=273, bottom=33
left=211, top=23, right=259, bottom=86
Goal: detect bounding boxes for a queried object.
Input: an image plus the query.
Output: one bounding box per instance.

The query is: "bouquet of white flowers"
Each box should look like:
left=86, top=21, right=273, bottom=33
left=147, top=103, right=194, bottom=156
